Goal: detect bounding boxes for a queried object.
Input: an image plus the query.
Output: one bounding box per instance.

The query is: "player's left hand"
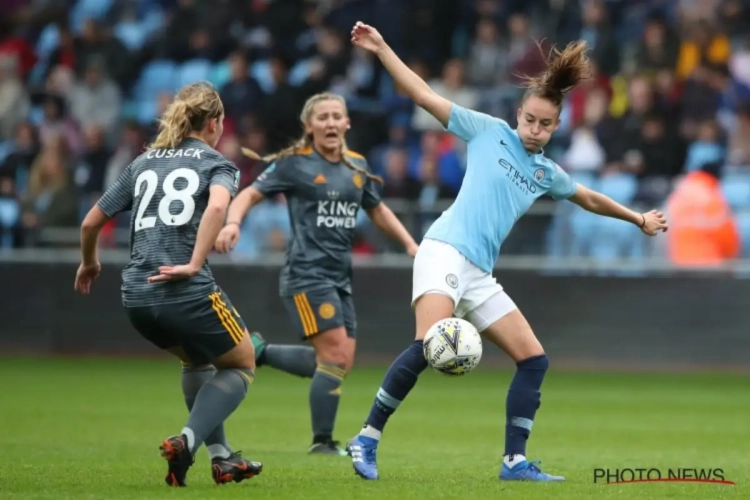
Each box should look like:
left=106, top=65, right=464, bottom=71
left=74, top=261, right=101, bottom=295
left=640, top=210, right=668, bottom=236
left=148, top=264, right=200, bottom=283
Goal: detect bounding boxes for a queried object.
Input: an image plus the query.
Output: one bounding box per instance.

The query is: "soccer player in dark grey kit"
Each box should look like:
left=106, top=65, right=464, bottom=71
left=74, top=82, right=263, bottom=487
left=215, top=92, right=419, bottom=455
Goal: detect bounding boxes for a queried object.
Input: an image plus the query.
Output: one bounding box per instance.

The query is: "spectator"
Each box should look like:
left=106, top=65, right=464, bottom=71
left=68, top=58, right=122, bottom=136
left=676, top=20, right=731, bottom=80
left=579, top=0, right=621, bottom=77
left=665, top=161, right=740, bottom=267
left=0, top=53, right=29, bottom=140
left=412, top=59, right=478, bottom=132
left=0, top=122, right=38, bottom=196
left=22, top=149, right=79, bottom=234
left=220, top=50, right=263, bottom=123
left=465, top=18, right=507, bottom=88
left=727, top=105, right=750, bottom=167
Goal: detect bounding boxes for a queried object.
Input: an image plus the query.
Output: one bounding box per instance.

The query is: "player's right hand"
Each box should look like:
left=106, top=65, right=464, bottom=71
left=640, top=210, right=668, bottom=236
left=351, top=22, right=385, bottom=53
left=215, top=224, right=240, bottom=253
left=74, top=261, right=101, bottom=295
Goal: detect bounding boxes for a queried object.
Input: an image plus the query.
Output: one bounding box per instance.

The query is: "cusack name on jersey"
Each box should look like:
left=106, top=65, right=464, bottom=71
left=317, top=198, right=359, bottom=228
left=145, top=148, right=204, bottom=160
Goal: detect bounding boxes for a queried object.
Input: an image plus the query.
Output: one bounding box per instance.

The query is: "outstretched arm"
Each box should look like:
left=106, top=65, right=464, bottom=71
left=352, top=22, right=452, bottom=127
left=569, top=184, right=668, bottom=235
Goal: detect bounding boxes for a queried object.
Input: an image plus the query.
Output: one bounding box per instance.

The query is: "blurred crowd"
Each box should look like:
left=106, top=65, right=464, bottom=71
left=1, top=0, right=750, bottom=264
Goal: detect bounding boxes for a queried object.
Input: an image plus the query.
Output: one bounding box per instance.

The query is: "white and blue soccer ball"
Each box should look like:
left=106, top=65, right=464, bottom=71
left=423, top=318, right=482, bottom=376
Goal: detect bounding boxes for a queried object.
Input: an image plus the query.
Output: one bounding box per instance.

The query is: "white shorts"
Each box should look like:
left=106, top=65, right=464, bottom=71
left=411, top=239, right=517, bottom=332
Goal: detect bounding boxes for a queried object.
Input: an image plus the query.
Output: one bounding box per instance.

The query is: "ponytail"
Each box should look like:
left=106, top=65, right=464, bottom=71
left=241, top=136, right=383, bottom=186
left=149, top=81, right=224, bottom=150
left=151, top=100, right=192, bottom=149
left=521, top=40, right=592, bottom=107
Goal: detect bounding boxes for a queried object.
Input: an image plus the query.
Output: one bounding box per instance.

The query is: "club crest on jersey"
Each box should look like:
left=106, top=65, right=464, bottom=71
left=352, top=173, right=364, bottom=189
left=534, top=168, right=545, bottom=182
left=318, top=303, right=336, bottom=320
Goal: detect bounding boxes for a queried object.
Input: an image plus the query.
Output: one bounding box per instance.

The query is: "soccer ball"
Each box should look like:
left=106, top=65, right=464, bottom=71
left=423, top=318, right=482, bottom=376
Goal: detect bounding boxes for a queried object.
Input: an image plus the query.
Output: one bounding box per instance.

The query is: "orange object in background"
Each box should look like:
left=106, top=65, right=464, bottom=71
left=666, top=169, right=740, bottom=266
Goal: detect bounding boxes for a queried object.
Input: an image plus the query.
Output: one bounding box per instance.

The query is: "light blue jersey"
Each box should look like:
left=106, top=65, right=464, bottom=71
left=425, top=104, right=578, bottom=273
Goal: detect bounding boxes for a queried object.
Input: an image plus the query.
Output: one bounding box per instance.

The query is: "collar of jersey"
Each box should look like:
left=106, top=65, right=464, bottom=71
left=310, top=145, right=342, bottom=165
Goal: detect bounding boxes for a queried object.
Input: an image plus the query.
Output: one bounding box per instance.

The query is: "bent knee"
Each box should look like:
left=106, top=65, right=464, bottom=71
left=311, top=327, right=355, bottom=371
left=316, top=348, right=354, bottom=373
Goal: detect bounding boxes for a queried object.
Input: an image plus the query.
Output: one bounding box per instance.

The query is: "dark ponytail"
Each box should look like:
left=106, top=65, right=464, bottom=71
left=520, top=40, right=592, bottom=107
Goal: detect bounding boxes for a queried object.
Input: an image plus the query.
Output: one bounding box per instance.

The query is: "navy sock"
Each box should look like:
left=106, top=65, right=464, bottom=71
left=363, top=340, right=428, bottom=432
left=505, top=354, right=549, bottom=457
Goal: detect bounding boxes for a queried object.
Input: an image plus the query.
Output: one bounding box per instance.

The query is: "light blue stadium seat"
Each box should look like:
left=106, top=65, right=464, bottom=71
left=548, top=172, right=597, bottom=258
left=721, top=174, right=750, bottom=210
left=568, top=206, right=598, bottom=257
left=736, top=210, right=750, bottom=258
left=209, top=61, right=231, bottom=88
left=250, top=60, right=275, bottom=93
left=0, top=198, right=20, bottom=249
left=70, top=0, right=114, bottom=32
left=137, top=99, right=158, bottom=125
left=136, top=60, right=177, bottom=99
left=568, top=170, right=596, bottom=188
left=177, top=59, right=212, bottom=88
left=115, top=22, right=147, bottom=51
left=141, top=8, right=165, bottom=37
left=597, top=173, right=638, bottom=204
left=0, top=141, right=9, bottom=163
left=288, top=59, right=312, bottom=86
left=35, top=24, right=60, bottom=59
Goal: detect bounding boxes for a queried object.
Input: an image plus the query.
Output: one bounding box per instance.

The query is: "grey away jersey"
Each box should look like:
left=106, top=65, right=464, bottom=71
left=251, top=148, right=381, bottom=295
left=97, top=137, right=239, bottom=307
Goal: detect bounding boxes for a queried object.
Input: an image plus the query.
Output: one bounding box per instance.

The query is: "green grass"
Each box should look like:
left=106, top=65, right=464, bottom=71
left=0, top=358, right=747, bottom=499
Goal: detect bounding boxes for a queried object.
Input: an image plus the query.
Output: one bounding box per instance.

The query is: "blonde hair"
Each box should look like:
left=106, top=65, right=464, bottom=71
left=28, top=149, right=68, bottom=199
left=242, top=92, right=384, bottom=185
left=521, top=40, right=592, bottom=108
left=149, top=82, right=224, bottom=149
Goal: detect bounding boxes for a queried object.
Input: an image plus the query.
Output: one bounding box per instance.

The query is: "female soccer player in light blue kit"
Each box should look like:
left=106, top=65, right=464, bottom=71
left=347, top=22, right=668, bottom=482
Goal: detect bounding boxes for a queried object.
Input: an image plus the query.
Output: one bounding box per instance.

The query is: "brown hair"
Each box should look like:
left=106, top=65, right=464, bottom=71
left=521, top=40, right=592, bottom=108
left=241, top=92, right=383, bottom=185
left=149, top=82, right=224, bottom=149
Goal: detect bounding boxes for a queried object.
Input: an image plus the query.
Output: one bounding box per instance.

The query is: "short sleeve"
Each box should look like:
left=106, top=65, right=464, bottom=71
left=97, top=163, right=134, bottom=217
left=446, top=104, right=508, bottom=143
left=251, top=160, right=295, bottom=197
left=361, top=175, right=381, bottom=210
left=210, top=161, right=240, bottom=198
left=548, top=164, right=578, bottom=200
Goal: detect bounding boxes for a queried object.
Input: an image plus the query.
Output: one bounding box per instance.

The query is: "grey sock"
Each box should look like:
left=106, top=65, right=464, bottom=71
left=310, top=362, right=345, bottom=442
left=183, top=368, right=254, bottom=454
left=181, top=365, right=233, bottom=458
left=264, top=344, right=317, bottom=378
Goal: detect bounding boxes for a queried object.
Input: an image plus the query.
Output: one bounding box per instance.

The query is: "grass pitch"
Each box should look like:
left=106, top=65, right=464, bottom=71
left=0, top=357, right=747, bottom=499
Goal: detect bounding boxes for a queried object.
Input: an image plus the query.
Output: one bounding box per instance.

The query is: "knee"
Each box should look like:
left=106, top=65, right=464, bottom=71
left=316, top=344, right=353, bottom=373
left=517, top=353, right=549, bottom=373
left=230, top=367, right=255, bottom=390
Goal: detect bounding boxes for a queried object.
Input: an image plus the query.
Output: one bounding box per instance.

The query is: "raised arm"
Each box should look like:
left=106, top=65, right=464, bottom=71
left=351, top=22, right=452, bottom=127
